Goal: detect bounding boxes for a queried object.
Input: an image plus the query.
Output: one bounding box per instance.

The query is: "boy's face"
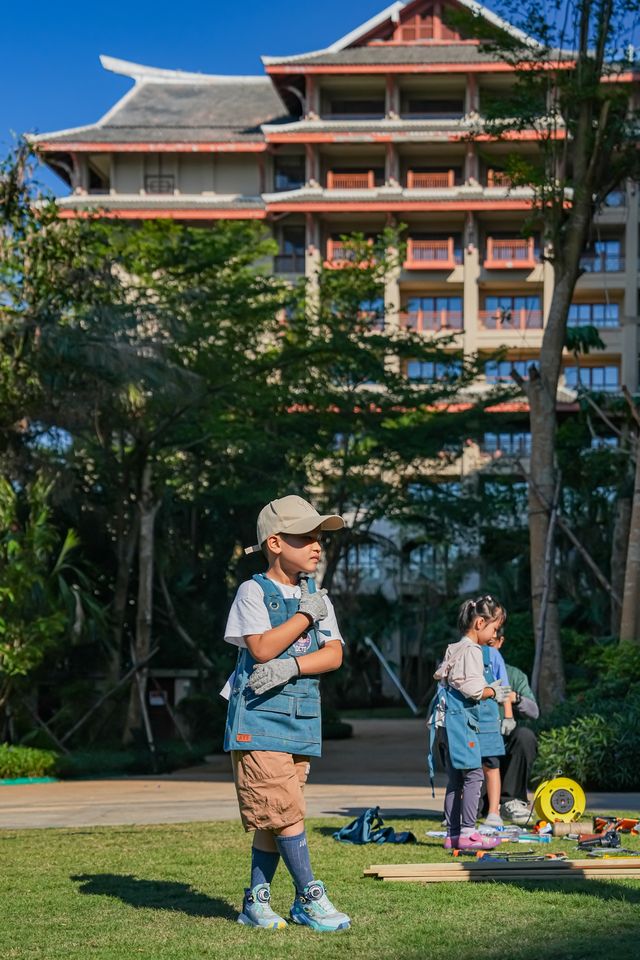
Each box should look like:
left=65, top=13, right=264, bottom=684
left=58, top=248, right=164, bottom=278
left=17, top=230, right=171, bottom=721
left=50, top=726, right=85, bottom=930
left=266, top=528, right=323, bottom=576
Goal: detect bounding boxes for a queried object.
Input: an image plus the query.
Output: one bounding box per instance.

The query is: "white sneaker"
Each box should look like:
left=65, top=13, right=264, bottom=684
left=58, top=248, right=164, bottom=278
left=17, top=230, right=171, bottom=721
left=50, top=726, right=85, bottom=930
left=483, top=812, right=504, bottom=829
left=502, top=799, right=533, bottom=826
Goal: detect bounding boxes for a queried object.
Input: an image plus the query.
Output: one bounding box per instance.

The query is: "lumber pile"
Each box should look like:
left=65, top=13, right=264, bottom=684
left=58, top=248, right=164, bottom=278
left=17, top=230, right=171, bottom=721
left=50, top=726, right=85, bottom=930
left=364, top=858, right=640, bottom=883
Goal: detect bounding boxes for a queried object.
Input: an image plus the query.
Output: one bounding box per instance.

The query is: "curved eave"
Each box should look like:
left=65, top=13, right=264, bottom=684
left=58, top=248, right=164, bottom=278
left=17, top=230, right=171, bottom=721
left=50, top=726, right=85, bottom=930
left=58, top=207, right=267, bottom=220
left=264, top=59, right=576, bottom=76
left=36, top=140, right=267, bottom=153
left=265, top=197, right=533, bottom=213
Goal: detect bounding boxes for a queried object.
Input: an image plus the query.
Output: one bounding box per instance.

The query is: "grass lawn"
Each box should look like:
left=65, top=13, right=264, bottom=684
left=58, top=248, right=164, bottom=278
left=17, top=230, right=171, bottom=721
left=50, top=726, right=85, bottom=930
left=1, top=816, right=639, bottom=960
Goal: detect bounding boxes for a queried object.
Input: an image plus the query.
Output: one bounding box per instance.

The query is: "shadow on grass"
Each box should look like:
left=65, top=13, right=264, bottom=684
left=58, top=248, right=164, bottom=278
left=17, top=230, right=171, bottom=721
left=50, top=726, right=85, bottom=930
left=71, top=874, right=237, bottom=920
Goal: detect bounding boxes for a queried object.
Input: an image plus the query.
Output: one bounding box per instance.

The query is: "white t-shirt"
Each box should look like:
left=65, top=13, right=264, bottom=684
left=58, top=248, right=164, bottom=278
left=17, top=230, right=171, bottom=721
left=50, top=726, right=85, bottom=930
left=224, top=577, right=343, bottom=649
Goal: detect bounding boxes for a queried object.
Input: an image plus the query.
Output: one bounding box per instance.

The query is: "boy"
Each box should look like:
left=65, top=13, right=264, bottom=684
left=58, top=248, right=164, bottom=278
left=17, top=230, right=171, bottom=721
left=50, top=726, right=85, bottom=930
left=223, top=494, right=350, bottom=932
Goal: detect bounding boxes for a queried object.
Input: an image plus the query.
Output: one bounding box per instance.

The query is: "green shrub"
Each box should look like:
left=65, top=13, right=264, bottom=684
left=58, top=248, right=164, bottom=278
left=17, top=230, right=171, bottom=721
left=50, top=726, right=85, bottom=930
left=55, top=740, right=215, bottom=778
left=0, top=743, right=59, bottom=779
left=534, top=707, right=640, bottom=789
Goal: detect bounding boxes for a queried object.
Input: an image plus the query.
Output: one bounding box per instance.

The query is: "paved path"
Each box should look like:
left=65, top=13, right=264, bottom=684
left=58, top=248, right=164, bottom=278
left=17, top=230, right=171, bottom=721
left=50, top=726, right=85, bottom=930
left=1, top=719, right=638, bottom=830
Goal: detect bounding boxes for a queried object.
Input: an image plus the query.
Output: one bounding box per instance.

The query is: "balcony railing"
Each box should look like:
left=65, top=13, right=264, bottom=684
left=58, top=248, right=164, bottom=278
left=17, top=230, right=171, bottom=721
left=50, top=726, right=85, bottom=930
left=403, top=310, right=463, bottom=333
left=405, top=238, right=460, bottom=269
left=486, top=169, right=512, bottom=188
left=579, top=254, right=625, bottom=273
left=407, top=170, right=455, bottom=189
left=484, top=237, right=537, bottom=268
left=274, top=253, right=305, bottom=274
left=325, top=238, right=375, bottom=268
left=479, top=308, right=543, bottom=330
left=326, top=171, right=376, bottom=190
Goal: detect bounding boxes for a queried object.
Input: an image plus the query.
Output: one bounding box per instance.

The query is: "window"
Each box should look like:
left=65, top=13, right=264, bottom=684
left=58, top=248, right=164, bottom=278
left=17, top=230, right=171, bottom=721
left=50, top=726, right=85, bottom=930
left=403, top=98, right=464, bottom=118
left=485, top=295, right=541, bottom=313
left=581, top=240, right=623, bottom=272
left=328, top=99, right=385, bottom=119
left=346, top=543, right=383, bottom=580
left=590, top=435, right=619, bottom=450
left=483, top=432, right=532, bottom=455
left=275, top=227, right=306, bottom=273
left=408, top=360, right=462, bottom=382
left=485, top=360, right=533, bottom=383
left=144, top=174, right=174, bottom=194
left=359, top=297, right=385, bottom=329
left=568, top=303, right=620, bottom=328
left=274, top=156, right=305, bottom=192
left=564, top=366, right=620, bottom=392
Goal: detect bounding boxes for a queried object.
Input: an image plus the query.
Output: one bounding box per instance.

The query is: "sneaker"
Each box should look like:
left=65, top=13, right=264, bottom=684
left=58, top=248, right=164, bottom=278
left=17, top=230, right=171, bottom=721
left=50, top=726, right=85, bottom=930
left=444, top=832, right=501, bottom=851
left=237, top=883, right=287, bottom=929
left=501, top=799, right=533, bottom=826
left=290, top=880, right=351, bottom=932
left=483, top=812, right=504, bottom=829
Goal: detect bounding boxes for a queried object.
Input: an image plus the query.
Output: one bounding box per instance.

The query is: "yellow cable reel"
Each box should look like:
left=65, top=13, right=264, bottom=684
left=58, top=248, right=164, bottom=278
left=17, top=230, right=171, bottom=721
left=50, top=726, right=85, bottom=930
left=533, top=777, right=587, bottom=822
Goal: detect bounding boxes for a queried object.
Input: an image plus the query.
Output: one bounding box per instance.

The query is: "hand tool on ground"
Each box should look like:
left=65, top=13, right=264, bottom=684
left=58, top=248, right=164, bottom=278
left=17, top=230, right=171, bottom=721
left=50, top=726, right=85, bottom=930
left=577, top=829, right=621, bottom=850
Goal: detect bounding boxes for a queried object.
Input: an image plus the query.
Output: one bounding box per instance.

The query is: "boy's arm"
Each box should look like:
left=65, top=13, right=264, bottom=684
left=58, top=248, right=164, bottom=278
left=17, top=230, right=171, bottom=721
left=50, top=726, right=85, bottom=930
left=296, top=639, right=343, bottom=675
left=244, top=612, right=315, bottom=663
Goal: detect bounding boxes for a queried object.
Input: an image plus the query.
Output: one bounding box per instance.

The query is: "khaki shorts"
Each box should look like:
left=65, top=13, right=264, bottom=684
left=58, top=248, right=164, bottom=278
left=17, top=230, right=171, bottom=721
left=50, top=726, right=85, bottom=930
left=231, top=750, right=311, bottom=832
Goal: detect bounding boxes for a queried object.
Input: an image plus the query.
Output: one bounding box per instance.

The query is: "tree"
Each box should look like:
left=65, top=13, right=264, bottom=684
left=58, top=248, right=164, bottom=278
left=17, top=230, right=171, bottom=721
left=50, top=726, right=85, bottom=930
left=456, top=0, right=640, bottom=710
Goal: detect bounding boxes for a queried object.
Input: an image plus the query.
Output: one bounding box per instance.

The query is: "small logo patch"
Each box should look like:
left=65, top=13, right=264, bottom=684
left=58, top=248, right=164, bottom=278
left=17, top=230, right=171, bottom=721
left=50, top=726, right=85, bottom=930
left=293, top=634, right=312, bottom=655
left=468, top=741, right=476, bottom=748
left=237, top=734, right=252, bottom=742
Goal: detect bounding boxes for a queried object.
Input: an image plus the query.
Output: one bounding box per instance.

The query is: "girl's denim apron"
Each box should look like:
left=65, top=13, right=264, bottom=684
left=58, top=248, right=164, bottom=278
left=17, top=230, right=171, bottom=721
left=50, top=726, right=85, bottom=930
left=477, top=645, right=505, bottom=759
left=224, top=574, right=323, bottom=757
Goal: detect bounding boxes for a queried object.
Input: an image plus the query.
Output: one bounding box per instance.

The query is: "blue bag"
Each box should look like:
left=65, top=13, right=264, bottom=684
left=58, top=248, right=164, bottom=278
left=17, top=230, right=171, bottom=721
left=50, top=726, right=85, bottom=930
left=333, top=806, right=416, bottom=844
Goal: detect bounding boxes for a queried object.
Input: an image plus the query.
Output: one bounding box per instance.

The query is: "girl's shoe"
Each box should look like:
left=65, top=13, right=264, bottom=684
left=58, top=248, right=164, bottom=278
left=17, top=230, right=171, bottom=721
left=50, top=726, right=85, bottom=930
left=237, top=883, right=287, bottom=929
left=289, top=880, right=351, bottom=932
left=444, top=832, right=501, bottom=851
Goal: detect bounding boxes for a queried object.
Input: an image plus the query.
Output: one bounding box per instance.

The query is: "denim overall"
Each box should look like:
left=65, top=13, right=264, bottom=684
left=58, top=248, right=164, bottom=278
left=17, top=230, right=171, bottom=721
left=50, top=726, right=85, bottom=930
left=224, top=574, right=323, bottom=757
left=477, top=645, right=505, bottom=759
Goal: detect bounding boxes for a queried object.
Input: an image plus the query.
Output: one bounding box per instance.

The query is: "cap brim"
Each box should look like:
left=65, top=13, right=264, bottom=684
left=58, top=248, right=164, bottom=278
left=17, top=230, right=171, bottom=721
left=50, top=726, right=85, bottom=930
left=284, top=514, right=345, bottom=535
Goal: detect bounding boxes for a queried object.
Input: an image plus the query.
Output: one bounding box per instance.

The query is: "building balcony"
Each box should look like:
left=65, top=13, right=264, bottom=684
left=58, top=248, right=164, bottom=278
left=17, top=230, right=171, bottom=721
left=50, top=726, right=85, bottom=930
left=324, top=238, right=375, bottom=268
left=479, top=308, right=543, bottom=330
left=326, top=170, right=378, bottom=190
left=402, top=310, right=463, bottom=333
left=486, top=169, right=512, bottom=188
left=484, top=237, right=538, bottom=269
left=406, top=170, right=456, bottom=189
left=404, top=238, right=461, bottom=270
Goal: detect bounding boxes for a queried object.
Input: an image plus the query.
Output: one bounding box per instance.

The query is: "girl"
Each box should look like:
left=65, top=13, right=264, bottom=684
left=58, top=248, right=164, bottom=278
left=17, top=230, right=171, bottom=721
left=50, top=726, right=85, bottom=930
left=432, top=595, right=511, bottom=850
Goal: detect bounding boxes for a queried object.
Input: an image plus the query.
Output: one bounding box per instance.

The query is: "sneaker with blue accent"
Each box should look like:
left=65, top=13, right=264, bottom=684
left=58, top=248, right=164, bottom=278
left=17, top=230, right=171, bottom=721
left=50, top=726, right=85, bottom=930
left=237, top=883, right=287, bottom=929
left=289, top=880, right=351, bottom=932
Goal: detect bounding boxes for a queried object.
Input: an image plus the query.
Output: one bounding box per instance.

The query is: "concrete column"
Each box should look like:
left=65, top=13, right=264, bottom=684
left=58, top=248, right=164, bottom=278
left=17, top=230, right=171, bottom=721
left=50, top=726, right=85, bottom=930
left=385, top=142, right=400, bottom=187
left=305, top=213, right=321, bottom=307
left=465, top=73, right=479, bottom=114
left=464, top=142, right=478, bottom=185
left=463, top=212, right=480, bottom=357
left=305, top=143, right=320, bottom=187
left=71, top=154, right=88, bottom=194
left=305, top=76, right=319, bottom=119
left=386, top=75, right=399, bottom=118
left=622, top=180, right=639, bottom=391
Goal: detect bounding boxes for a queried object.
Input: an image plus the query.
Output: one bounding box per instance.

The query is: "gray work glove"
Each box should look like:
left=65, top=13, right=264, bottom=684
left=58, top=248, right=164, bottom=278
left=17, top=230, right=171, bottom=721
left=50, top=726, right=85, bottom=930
left=501, top=717, right=517, bottom=736
left=248, top=658, right=300, bottom=696
left=298, top=576, right=329, bottom=623
left=489, top=679, right=512, bottom=704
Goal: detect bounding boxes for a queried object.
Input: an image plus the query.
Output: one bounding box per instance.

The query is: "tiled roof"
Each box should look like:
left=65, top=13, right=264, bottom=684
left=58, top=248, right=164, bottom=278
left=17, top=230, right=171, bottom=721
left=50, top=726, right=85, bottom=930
left=34, top=66, right=291, bottom=146
left=56, top=195, right=265, bottom=210
left=264, top=43, right=501, bottom=67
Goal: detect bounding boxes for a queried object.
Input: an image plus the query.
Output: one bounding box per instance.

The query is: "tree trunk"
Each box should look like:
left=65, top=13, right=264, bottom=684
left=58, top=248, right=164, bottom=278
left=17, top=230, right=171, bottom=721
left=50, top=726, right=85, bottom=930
left=611, top=492, right=632, bottom=637
left=122, top=462, right=160, bottom=745
left=108, top=513, right=139, bottom=684
left=619, top=430, right=640, bottom=643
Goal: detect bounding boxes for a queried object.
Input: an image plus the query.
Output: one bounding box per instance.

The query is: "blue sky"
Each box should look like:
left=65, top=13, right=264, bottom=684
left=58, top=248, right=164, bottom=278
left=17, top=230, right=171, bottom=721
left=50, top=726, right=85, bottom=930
left=2, top=1, right=392, bottom=150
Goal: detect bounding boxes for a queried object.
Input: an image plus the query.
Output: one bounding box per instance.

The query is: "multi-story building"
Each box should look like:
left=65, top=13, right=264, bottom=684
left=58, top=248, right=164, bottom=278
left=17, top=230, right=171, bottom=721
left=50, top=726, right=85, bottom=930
left=32, top=0, right=638, bottom=693
left=33, top=0, right=639, bottom=410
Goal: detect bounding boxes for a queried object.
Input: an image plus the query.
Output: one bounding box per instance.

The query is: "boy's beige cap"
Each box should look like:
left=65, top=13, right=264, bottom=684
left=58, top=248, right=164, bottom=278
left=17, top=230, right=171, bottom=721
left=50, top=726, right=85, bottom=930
left=244, top=495, right=344, bottom=555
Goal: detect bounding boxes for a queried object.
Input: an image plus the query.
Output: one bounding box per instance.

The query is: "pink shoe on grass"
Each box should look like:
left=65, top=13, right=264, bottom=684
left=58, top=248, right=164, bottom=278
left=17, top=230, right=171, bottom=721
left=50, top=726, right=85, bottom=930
left=444, top=832, right=500, bottom=851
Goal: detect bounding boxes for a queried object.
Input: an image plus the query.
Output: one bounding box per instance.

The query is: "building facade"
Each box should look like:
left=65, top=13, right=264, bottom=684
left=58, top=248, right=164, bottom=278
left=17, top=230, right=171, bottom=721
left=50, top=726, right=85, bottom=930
left=34, top=0, right=639, bottom=406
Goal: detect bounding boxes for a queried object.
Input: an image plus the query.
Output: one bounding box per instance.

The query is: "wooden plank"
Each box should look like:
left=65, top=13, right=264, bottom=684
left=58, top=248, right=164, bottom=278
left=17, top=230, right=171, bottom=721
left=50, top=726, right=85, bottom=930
left=366, top=858, right=640, bottom=877
left=381, top=870, right=640, bottom=883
